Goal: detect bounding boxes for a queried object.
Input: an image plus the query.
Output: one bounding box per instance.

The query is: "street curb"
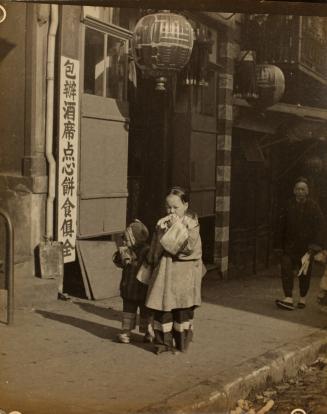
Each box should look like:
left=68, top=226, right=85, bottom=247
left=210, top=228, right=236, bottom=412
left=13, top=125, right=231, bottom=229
left=140, top=329, right=327, bottom=414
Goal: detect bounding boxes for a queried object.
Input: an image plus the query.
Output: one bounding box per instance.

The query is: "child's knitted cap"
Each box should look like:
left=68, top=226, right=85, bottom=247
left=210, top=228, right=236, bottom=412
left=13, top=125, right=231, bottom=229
left=125, top=219, right=149, bottom=246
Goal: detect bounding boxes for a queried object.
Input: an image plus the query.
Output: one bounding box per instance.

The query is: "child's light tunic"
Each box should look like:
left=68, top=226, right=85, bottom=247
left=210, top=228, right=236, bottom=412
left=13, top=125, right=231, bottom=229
left=146, top=214, right=204, bottom=312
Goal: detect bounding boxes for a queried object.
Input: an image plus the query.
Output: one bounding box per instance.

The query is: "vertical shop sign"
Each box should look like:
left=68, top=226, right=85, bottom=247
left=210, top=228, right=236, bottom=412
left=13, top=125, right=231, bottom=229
left=57, top=56, right=79, bottom=262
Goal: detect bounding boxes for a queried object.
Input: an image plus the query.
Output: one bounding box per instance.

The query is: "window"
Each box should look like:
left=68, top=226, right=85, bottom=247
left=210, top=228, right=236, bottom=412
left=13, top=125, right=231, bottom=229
left=106, top=36, right=127, bottom=100
left=84, top=28, right=105, bottom=96
left=193, top=68, right=217, bottom=116
left=83, top=19, right=131, bottom=101
left=202, top=69, right=216, bottom=116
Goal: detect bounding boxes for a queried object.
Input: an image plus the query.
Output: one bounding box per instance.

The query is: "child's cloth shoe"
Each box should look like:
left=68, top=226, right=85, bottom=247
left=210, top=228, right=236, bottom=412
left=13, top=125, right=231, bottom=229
left=117, top=332, right=131, bottom=343
left=143, top=334, right=153, bottom=343
left=154, top=344, right=172, bottom=354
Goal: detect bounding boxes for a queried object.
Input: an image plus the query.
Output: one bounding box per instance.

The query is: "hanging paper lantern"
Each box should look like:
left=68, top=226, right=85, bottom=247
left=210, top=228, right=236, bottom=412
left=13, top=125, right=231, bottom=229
left=132, top=11, right=194, bottom=91
left=247, top=64, right=285, bottom=108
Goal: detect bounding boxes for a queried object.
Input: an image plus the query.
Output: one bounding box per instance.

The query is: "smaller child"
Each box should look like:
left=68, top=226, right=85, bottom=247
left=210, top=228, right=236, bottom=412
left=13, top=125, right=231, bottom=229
left=113, top=219, right=153, bottom=344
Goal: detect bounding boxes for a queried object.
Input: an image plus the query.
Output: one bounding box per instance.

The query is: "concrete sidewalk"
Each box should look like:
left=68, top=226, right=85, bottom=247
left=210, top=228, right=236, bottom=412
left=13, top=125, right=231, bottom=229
left=1, top=267, right=327, bottom=414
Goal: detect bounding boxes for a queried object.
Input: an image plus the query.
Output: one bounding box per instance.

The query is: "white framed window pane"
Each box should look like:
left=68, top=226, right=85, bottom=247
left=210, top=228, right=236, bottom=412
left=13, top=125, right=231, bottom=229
left=84, top=27, right=105, bottom=96
left=105, top=35, right=128, bottom=101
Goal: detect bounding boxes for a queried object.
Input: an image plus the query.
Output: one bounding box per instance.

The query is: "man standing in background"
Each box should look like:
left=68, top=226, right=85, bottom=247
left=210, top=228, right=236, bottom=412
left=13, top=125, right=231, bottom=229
left=275, top=177, right=326, bottom=310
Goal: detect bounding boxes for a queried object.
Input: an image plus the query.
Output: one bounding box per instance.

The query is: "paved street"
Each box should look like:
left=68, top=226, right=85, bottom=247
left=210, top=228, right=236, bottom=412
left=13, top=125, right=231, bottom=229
left=1, top=267, right=327, bottom=414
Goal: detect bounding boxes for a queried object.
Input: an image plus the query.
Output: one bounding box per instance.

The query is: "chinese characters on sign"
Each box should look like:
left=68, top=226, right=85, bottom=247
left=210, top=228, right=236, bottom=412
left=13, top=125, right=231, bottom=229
left=57, top=57, right=80, bottom=262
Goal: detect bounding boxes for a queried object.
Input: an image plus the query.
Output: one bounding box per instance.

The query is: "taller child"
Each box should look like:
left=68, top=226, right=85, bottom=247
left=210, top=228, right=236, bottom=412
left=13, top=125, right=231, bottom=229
left=146, top=186, right=205, bottom=354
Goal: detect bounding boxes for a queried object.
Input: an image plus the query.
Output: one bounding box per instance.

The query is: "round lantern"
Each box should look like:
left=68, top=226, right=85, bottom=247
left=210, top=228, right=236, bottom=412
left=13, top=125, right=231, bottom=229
left=247, top=64, right=285, bottom=108
left=132, top=11, right=194, bottom=91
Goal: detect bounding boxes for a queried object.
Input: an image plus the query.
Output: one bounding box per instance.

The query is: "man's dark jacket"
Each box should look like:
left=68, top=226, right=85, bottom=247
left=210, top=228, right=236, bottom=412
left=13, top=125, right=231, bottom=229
left=275, top=198, right=326, bottom=257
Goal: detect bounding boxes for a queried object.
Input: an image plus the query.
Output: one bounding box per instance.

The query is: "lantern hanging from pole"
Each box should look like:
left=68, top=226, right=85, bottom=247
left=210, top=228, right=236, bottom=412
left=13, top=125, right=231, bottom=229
left=132, top=11, right=194, bottom=91
left=234, top=50, right=258, bottom=99
left=182, top=26, right=214, bottom=87
left=247, top=64, right=285, bottom=108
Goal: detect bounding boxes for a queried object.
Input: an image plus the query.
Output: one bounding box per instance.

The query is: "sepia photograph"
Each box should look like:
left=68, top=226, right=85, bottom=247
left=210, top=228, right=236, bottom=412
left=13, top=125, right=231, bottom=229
left=1, top=0, right=327, bottom=413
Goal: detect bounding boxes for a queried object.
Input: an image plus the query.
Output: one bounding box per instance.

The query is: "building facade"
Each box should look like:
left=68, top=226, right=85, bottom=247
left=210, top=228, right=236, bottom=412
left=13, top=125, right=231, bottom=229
left=230, top=14, right=327, bottom=275
left=3, top=4, right=326, bottom=304
left=0, top=4, right=240, bottom=303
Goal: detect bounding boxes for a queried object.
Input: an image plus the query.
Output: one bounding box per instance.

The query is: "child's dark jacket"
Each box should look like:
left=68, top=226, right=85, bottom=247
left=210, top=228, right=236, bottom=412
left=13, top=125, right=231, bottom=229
left=114, top=244, right=149, bottom=302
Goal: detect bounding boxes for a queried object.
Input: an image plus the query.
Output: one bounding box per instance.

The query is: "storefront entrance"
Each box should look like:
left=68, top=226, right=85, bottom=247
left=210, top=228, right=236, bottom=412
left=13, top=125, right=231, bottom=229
left=76, top=18, right=132, bottom=298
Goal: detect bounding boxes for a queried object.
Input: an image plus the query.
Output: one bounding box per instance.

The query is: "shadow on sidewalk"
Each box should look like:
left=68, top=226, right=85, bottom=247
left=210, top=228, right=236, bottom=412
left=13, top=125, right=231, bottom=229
left=73, top=301, right=122, bottom=323
left=201, top=270, right=327, bottom=330
left=35, top=310, right=154, bottom=353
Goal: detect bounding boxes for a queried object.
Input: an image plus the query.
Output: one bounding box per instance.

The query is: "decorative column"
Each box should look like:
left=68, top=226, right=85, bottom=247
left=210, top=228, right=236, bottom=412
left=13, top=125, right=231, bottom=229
left=215, top=35, right=237, bottom=278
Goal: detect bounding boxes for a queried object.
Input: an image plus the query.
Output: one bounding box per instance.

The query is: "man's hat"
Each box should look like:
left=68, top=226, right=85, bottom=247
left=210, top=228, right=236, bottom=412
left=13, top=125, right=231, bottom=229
left=294, top=176, right=309, bottom=187
left=125, top=219, right=149, bottom=246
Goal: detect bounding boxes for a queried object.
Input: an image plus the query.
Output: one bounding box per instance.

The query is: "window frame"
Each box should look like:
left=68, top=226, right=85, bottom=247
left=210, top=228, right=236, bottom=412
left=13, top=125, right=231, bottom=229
left=82, top=16, right=133, bottom=101
left=192, top=62, right=219, bottom=117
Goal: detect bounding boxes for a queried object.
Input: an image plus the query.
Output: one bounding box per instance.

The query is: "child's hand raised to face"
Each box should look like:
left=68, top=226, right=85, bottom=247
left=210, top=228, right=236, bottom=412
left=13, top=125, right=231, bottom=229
left=167, top=213, right=179, bottom=227
left=165, top=193, right=188, bottom=219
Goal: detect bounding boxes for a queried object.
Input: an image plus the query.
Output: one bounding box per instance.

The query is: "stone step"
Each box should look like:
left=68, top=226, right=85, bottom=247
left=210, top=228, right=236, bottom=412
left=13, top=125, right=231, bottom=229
left=9, top=261, right=59, bottom=309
